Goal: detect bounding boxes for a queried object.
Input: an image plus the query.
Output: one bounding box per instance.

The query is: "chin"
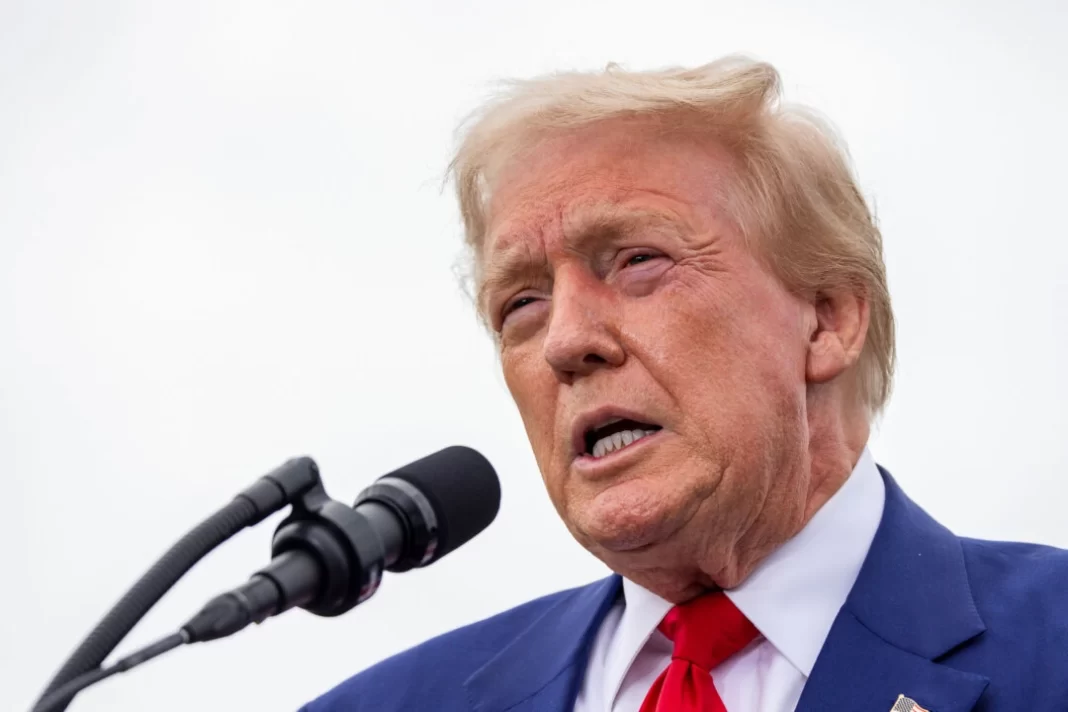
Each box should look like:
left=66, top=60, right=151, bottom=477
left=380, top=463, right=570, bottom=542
left=574, top=480, right=688, bottom=554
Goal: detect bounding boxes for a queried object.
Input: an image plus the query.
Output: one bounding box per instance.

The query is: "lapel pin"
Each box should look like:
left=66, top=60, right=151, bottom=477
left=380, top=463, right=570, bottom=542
left=891, top=694, right=930, bottom=712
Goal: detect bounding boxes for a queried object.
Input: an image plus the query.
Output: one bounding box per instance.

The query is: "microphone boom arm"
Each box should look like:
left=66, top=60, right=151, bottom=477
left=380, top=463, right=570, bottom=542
left=32, top=457, right=322, bottom=712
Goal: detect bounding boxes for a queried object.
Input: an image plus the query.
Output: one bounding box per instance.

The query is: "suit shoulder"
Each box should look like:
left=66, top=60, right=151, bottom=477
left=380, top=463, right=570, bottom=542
left=961, top=536, right=1068, bottom=607
left=299, top=579, right=610, bottom=712
left=960, top=536, right=1068, bottom=650
left=953, top=538, right=1068, bottom=704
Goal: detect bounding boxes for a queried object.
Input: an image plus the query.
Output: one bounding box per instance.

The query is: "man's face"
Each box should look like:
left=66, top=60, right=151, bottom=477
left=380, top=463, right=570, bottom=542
left=481, top=120, right=815, bottom=596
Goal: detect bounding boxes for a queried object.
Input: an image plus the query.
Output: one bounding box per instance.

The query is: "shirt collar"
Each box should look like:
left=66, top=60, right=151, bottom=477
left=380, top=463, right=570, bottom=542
left=604, top=447, right=886, bottom=700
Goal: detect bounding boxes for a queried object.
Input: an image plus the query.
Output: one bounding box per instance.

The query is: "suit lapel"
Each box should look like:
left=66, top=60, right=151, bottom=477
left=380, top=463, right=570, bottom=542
left=464, top=575, right=621, bottom=712
left=797, top=611, right=988, bottom=712
left=797, top=469, right=990, bottom=712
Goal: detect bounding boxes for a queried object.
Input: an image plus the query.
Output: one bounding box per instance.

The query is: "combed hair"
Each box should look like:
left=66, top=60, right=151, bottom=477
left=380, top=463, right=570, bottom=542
left=448, top=56, right=895, bottom=416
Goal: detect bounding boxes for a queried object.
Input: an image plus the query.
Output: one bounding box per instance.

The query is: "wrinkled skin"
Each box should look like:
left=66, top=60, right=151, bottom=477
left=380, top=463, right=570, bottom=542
left=480, top=118, right=871, bottom=602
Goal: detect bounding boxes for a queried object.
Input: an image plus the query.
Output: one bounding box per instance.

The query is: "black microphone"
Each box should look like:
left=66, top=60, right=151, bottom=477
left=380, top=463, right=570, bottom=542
left=181, top=445, right=500, bottom=643
left=32, top=446, right=499, bottom=712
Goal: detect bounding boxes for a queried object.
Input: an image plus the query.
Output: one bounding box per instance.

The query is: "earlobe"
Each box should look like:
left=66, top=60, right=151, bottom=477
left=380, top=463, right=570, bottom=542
left=805, top=291, right=870, bottom=384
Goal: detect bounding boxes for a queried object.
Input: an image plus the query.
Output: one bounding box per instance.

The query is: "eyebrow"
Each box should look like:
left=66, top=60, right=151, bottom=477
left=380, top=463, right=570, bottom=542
left=477, top=203, right=684, bottom=314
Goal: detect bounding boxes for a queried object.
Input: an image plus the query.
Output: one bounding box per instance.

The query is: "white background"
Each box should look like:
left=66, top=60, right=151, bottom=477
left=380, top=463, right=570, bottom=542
left=3, top=1, right=1067, bottom=710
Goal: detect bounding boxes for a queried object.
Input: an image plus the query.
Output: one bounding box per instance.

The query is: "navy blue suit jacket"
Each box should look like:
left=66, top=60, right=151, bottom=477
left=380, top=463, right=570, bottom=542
left=301, top=470, right=1068, bottom=711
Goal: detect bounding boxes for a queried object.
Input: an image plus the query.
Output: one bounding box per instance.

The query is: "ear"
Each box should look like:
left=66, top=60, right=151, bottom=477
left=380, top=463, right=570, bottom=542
left=806, top=289, right=870, bottom=384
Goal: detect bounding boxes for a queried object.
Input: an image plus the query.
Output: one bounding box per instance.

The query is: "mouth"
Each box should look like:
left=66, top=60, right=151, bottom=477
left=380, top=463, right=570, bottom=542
left=573, top=409, right=663, bottom=461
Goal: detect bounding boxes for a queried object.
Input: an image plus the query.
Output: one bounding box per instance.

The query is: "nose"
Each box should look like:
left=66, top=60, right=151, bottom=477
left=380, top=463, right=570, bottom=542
left=542, top=271, right=625, bottom=382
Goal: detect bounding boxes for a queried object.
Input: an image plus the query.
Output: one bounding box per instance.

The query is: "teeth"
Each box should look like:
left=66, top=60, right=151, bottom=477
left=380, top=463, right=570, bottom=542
left=590, top=429, right=657, bottom=458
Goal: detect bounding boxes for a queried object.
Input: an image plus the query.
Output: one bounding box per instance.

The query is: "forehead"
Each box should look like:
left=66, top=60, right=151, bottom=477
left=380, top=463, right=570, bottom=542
left=482, top=118, right=737, bottom=260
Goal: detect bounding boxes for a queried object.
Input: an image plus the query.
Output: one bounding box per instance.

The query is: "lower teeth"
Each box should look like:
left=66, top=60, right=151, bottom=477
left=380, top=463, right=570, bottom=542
left=591, top=428, right=657, bottom=458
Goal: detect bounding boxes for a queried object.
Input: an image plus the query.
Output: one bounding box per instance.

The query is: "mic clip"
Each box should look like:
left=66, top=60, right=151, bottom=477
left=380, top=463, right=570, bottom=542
left=183, top=477, right=389, bottom=643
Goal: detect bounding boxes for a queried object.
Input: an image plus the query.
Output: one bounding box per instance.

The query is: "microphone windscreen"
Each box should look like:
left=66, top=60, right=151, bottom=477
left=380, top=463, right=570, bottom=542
left=380, top=445, right=500, bottom=562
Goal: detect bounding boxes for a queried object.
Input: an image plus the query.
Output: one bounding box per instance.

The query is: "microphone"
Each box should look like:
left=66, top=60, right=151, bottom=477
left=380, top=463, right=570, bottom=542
left=181, top=445, right=500, bottom=643
left=33, top=445, right=499, bottom=712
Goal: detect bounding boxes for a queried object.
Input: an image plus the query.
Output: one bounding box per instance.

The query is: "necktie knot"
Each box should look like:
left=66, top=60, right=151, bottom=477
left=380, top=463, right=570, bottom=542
left=657, top=592, right=759, bottom=672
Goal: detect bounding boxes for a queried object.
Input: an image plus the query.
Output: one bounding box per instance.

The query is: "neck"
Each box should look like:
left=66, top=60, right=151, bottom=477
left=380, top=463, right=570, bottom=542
left=687, top=395, right=869, bottom=598
left=803, top=397, right=870, bottom=524
left=607, top=389, right=870, bottom=603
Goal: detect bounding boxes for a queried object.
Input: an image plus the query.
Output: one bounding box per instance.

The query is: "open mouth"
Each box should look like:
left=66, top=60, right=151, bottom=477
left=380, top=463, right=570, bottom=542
left=583, top=418, right=662, bottom=459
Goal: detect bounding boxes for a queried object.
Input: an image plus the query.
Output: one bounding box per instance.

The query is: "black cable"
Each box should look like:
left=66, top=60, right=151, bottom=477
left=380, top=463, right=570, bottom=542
left=32, top=632, right=189, bottom=712
left=35, top=497, right=257, bottom=712
left=33, top=456, right=319, bottom=712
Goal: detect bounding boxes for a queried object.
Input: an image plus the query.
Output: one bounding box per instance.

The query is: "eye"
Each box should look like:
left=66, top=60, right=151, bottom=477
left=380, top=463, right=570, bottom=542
left=502, top=295, right=539, bottom=320
left=508, top=296, right=537, bottom=311
left=619, top=250, right=665, bottom=269
left=625, top=253, right=655, bottom=266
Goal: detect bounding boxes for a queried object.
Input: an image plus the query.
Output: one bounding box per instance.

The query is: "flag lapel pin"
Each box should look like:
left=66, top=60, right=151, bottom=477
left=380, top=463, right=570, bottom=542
left=891, top=694, right=930, bottom=712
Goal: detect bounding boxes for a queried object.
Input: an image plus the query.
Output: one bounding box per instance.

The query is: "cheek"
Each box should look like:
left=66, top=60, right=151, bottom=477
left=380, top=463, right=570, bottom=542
left=501, top=346, right=560, bottom=465
left=737, top=289, right=809, bottom=391
left=638, top=275, right=807, bottom=423
left=636, top=280, right=737, bottom=377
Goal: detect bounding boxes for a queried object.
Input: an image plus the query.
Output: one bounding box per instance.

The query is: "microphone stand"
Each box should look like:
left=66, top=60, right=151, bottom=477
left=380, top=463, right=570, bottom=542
left=32, top=444, right=495, bottom=711
left=32, top=457, right=322, bottom=712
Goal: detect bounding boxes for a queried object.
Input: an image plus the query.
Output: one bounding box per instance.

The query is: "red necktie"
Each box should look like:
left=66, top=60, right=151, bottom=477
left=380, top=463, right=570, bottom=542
left=639, top=592, right=760, bottom=712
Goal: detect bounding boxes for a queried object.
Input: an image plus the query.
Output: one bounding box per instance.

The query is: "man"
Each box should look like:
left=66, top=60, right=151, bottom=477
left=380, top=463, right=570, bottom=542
left=301, top=57, right=1068, bottom=711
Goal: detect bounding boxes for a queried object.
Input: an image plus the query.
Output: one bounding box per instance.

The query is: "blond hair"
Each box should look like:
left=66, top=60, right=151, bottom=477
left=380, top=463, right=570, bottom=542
left=449, top=56, right=895, bottom=415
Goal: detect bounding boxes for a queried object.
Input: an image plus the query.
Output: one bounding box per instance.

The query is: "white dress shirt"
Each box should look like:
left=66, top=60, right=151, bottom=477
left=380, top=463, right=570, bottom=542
left=573, top=448, right=886, bottom=712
